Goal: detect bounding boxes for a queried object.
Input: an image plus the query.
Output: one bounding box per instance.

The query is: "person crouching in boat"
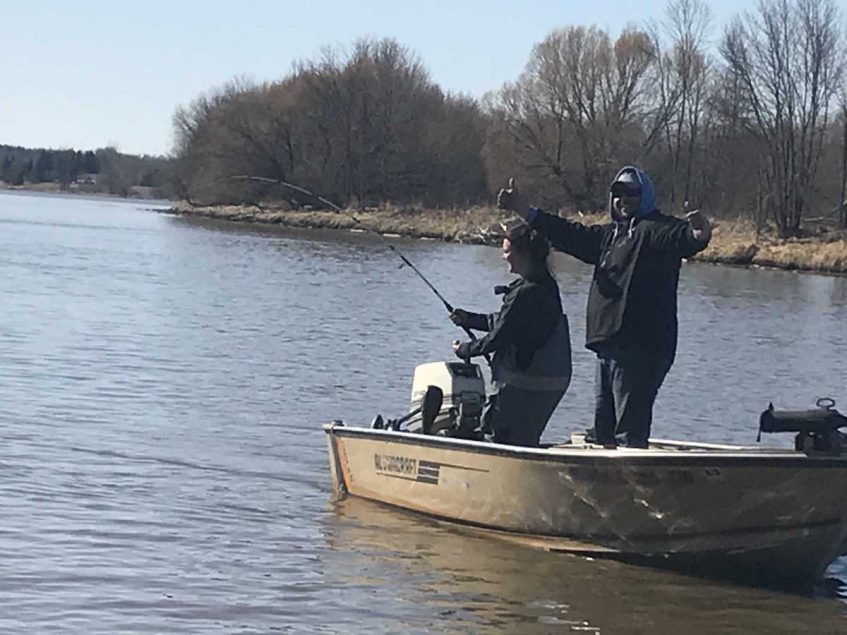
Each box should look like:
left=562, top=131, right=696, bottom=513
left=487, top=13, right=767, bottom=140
left=450, top=224, right=572, bottom=447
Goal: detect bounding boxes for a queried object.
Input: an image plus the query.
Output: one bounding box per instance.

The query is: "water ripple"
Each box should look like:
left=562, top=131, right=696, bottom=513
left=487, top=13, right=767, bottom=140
left=0, top=192, right=846, bottom=632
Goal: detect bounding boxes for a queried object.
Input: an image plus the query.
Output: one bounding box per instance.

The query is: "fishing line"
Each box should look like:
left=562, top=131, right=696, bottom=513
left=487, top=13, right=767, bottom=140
left=229, top=175, right=489, bottom=363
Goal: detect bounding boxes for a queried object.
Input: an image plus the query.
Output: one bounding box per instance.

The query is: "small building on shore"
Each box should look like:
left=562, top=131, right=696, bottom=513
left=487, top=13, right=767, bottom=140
left=75, top=173, right=99, bottom=185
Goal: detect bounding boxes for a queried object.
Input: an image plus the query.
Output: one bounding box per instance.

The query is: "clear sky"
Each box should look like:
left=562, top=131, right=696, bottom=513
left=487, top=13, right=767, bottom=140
left=1, top=0, right=760, bottom=157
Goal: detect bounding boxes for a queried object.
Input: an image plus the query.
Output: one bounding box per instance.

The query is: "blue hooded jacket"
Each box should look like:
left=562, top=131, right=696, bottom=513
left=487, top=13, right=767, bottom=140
left=608, top=165, right=656, bottom=222
left=527, top=166, right=710, bottom=358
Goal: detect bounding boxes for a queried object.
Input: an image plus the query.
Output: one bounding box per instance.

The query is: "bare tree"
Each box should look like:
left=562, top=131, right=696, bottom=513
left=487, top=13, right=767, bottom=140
left=720, top=0, right=845, bottom=237
left=839, top=90, right=847, bottom=228
left=696, top=66, right=764, bottom=224
left=650, top=0, right=713, bottom=207
left=169, top=15, right=847, bottom=219
left=171, top=38, right=488, bottom=208
left=171, top=77, right=264, bottom=203
left=491, top=25, right=656, bottom=210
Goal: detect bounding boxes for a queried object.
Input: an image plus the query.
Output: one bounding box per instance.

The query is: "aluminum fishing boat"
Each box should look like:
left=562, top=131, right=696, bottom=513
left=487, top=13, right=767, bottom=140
left=324, top=361, right=847, bottom=585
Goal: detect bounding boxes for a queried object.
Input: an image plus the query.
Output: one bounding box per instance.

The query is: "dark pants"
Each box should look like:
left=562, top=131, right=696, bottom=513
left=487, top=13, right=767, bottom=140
left=592, top=345, right=673, bottom=448
left=484, top=386, right=565, bottom=447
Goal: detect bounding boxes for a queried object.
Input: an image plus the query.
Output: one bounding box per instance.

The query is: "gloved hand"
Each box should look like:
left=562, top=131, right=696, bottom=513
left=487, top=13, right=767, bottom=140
left=452, top=340, right=470, bottom=360
left=449, top=308, right=471, bottom=327
left=497, top=178, right=527, bottom=214
left=685, top=209, right=712, bottom=244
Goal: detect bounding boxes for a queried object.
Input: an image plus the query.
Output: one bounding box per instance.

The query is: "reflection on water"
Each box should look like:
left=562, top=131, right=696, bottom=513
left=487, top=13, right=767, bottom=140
left=1, top=191, right=846, bottom=632
left=323, top=497, right=847, bottom=634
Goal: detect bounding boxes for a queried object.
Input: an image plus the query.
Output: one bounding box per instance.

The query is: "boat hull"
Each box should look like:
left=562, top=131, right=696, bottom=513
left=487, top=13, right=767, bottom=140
left=324, top=424, right=847, bottom=584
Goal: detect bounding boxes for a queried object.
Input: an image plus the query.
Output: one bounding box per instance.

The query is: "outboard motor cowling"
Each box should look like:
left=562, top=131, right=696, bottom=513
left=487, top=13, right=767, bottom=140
left=407, top=361, right=486, bottom=438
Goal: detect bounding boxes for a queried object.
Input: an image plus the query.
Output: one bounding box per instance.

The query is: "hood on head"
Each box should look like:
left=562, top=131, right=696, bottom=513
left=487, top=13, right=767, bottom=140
left=608, top=166, right=655, bottom=221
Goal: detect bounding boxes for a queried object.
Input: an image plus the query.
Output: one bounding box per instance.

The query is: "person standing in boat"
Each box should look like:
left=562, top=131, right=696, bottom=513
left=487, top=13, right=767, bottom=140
left=450, top=224, right=572, bottom=447
left=496, top=167, right=712, bottom=449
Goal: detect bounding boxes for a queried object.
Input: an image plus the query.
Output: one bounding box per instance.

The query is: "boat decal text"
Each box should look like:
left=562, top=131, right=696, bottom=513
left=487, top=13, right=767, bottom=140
left=374, top=454, right=441, bottom=485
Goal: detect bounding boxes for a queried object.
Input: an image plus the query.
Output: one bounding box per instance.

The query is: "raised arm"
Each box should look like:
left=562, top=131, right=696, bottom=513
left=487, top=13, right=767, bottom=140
left=529, top=210, right=605, bottom=265
left=497, top=179, right=605, bottom=265
left=651, top=209, right=712, bottom=258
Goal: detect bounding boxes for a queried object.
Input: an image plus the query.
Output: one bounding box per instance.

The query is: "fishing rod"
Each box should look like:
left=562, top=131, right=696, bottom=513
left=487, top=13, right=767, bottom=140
left=229, top=175, right=490, bottom=362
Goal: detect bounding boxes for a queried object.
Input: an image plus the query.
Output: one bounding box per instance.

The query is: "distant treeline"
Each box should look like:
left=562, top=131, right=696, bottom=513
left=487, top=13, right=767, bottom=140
left=0, top=144, right=174, bottom=198
left=173, top=0, right=847, bottom=238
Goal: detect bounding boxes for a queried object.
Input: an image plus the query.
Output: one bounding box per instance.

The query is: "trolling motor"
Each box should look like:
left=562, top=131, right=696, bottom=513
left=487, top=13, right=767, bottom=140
left=758, top=398, right=847, bottom=453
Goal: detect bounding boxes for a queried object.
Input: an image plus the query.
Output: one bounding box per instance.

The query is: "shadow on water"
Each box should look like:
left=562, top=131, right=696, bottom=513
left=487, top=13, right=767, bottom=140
left=320, top=496, right=847, bottom=634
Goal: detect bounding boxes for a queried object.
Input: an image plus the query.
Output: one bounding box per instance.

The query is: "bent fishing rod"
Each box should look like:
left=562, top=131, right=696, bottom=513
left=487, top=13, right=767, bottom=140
left=229, top=175, right=489, bottom=363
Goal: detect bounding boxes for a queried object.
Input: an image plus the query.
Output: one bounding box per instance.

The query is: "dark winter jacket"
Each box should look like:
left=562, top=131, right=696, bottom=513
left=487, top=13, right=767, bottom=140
left=455, top=271, right=563, bottom=372
left=527, top=167, right=709, bottom=359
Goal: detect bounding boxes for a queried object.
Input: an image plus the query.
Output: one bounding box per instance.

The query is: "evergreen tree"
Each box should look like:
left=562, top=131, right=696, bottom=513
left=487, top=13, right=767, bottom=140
left=22, top=158, right=33, bottom=183
left=82, top=151, right=99, bottom=174
left=32, top=150, right=54, bottom=182
left=0, top=155, right=13, bottom=182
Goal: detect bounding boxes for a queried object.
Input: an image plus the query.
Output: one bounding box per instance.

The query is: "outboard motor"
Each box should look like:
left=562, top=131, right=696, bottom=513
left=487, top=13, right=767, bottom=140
left=420, top=384, right=445, bottom=435
left=406, top=361, right=486, bottom=438
left=758, top=398, right=847, bottom=453
left=374, top=385, right=443, bottom=432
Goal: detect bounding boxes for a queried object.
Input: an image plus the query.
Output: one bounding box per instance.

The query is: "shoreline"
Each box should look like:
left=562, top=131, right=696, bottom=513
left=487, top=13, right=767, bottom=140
left=1, top=182, right=166, bottom=201
left=164, top=202, right=847, bottom=275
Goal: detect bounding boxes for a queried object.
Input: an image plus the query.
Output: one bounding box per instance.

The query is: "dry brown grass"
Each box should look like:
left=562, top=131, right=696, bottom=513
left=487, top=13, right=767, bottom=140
left=695, top=218, right=759, bottom=265
left=696, top=218, right=847, bottom=273
left=169, top=202, right=506, bottom=243
left=167, top=202, right=847, bottom=275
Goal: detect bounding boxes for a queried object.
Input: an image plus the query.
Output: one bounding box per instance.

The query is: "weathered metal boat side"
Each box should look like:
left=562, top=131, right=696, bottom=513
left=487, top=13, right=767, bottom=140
left=324, top=423, right=847, bottom=584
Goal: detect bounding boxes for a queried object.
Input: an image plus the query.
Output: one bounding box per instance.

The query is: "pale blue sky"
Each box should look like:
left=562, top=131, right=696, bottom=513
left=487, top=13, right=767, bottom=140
left=2, top=0, right=760, bottom=157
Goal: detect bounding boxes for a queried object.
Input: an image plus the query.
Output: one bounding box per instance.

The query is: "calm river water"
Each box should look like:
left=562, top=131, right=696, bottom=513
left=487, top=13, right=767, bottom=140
left=0, top=190, right=846, bottom=633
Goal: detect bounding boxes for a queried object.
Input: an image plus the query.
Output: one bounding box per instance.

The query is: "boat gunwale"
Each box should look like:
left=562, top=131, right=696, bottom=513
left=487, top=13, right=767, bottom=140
left=322, top=423, right=847, bottom=468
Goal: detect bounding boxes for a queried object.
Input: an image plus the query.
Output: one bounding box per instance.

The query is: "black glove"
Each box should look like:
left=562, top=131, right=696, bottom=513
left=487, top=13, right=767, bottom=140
left=449, top=308, right=471, bottom=327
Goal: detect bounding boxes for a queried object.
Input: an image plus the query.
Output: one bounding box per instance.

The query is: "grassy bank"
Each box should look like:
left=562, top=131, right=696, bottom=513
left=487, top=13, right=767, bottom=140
left=166, top=202, right=847, bottom=275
